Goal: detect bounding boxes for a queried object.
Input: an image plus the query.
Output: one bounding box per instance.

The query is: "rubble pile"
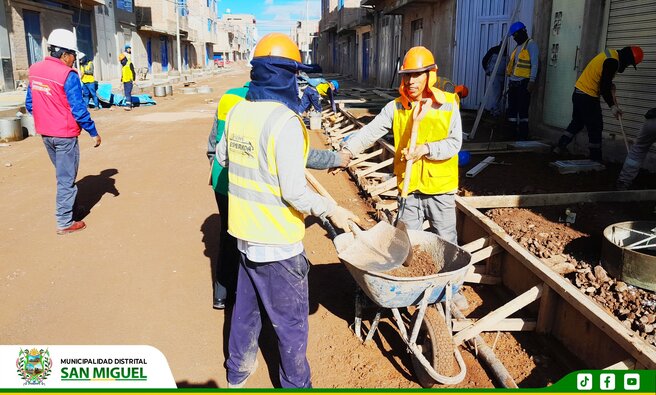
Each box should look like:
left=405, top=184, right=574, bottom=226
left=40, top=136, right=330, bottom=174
left=486, top=207, right=656, bottom=347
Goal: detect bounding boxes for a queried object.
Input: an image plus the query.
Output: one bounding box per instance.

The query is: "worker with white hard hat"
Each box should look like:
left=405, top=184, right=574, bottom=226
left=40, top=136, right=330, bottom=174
left=25, top=28, right=102, bottom=235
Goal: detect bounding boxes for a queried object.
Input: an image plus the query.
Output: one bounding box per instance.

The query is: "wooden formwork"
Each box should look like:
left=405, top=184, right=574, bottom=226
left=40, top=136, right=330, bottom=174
left=456, top=190, right=656, bottom=370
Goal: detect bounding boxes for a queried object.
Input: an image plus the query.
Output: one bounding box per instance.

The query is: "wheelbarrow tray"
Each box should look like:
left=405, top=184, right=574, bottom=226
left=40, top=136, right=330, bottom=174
left=336, top=229, right=472, bottom=309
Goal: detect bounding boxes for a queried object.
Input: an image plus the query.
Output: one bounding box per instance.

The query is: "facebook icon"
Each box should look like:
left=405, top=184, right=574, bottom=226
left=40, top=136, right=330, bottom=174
left=600, top=373, right=615, bottom=390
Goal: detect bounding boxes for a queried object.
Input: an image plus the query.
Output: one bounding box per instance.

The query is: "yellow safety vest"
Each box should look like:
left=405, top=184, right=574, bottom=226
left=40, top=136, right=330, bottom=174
left=392, top=93, right=459, bottom=195
left=80, top=61, right=95, bottom=83
left=506, top=39, right=533, bottom=79
left=316, top=82, right=330, bottom=96
left=121, top=61, right=134, bottom=83
left=226, top=101, right=310, bottom=244
left=575, top=49, right=619, bottom=98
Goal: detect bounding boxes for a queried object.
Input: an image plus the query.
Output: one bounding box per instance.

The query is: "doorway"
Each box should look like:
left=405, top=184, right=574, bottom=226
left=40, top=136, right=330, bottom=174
left=23, top=10, right=42, bottom=66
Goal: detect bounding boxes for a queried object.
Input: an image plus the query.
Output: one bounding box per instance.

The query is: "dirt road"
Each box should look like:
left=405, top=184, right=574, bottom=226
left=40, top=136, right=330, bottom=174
left=0, top=66, right=564, bottom=388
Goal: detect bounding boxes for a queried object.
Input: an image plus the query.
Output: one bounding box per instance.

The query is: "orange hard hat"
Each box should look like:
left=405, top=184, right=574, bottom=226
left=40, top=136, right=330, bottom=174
left=118, top=53, right=126, bottom=61
left=454, top=85, right=469, bottom=99
left=399, top=46, right=437, bottom=74
left=631, top=46, right=644, bottom=65
left=253, top=33, right=302, bottom=62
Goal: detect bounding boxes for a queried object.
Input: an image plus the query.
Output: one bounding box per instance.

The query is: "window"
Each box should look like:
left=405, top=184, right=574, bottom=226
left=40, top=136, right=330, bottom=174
left=411, top=18, right=423, bottom=46
left=208, top=18, right=212, bottom=32
left=338, top=0, right=344, bottom=10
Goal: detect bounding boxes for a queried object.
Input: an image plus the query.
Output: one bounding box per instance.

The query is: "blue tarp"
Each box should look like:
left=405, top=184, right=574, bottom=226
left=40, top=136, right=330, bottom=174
left=96, top=83, right=156, bottom=107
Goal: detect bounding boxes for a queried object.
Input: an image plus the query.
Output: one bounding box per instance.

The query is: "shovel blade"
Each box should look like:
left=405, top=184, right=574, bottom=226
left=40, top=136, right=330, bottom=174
left=337, top=221, right=411, bottom=272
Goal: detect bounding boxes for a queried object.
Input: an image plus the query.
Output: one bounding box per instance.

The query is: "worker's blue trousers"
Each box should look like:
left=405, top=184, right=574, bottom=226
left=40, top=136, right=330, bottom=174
left=226, top=251, right=312, bottom=388
left=82, top=82, right=100, bottom=109
left=300, top=86, right=321, bottom=113
left=42, top=136, right=79, bottom=229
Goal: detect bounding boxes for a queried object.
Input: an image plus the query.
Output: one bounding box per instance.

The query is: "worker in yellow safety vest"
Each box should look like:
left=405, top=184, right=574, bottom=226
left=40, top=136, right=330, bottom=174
left=119, top=53, right=135, bottom=111
left=555, top=46, right=644, bottom=161
left=340, top=46, right=462, bottom=244
left=506, top=21, right=539, bottom=140
left=79, top=53, right=100, bottom=110
left=215, top=33, right=360, bottom=389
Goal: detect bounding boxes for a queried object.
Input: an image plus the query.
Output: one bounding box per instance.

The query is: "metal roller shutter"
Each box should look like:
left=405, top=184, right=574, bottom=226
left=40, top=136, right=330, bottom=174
left=603, top=0, right=656, bottom=138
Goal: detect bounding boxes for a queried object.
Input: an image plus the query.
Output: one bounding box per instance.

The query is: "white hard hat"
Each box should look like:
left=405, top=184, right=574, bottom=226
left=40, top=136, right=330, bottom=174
left=77, top=52, right=86, bottom=60
left=47, top=29, right=78, bottom=53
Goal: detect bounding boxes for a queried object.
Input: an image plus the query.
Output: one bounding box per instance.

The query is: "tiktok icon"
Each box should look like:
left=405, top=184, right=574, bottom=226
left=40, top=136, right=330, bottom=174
left=577, top=373, right=593, bottom=390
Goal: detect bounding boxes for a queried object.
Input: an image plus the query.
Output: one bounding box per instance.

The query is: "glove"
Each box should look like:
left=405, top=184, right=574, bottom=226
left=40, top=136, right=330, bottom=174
left=333, top=150, right=351, bottom=168
left=326, top=206, right=361, bottom=232
left=611, top=105, right=623, bottom=120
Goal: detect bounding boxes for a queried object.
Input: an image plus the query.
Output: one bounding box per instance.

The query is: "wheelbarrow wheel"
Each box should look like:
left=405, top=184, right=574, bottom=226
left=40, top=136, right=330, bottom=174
left=410, top=305, right=457, bottom=388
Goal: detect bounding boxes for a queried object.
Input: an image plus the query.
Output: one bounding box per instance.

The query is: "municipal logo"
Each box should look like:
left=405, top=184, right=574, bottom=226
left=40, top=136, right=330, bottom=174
left=16, top=348, right=52, bottom=385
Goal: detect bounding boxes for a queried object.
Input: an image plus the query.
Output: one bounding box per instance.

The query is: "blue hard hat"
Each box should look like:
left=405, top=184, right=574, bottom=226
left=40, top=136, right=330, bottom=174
left=124, top=43, right=131, bottom=49
left=508, top=21, right=526, bottom=37
left=330, top=80, right=339, bottom=91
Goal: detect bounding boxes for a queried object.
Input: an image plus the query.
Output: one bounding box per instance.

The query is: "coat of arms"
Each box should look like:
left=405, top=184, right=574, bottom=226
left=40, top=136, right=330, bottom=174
left=16, top=348, right=52, bottom=385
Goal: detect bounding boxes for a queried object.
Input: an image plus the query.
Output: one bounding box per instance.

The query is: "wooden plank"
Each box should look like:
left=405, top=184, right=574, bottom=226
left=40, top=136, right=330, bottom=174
left=348, top=149, right=384, bottom=167
left=604, top=359, right=636, bottom=370
left=452, top=318, right=536, bottom=332
left=469, top=243, right=503, bottom=264
left=461, top=237, right=491, bottom=253
left=455, top=196, right=656, bottom=368
left=536, top=285, right=558, bottom=334
left=453, top=284, right=543, bottom=344
left=379, top=189, right=399, bottom=197
left=356, top=157, right=394, bottom=177
left=464, top=272, right=502, bottom=285
left=368, top=177, right=398, bottom=196
left=305, top=170, right=336, bottom=205
left=460, top=190, right=656, bottom=209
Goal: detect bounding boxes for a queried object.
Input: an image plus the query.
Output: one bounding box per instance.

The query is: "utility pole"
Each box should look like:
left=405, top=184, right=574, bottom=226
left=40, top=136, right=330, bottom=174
left=176, top=0, right=182, bottom=71
left=305, top=0, right=309, bottom=63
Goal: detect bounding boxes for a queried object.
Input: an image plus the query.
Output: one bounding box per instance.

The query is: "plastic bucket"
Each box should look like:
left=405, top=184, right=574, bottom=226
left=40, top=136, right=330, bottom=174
left=165, top=85, right=173, bottom=96
left=458, top=150, right=471, bottom=167
left=20, top=113, right=36, bottom=137
left=309, top=112, right=322, bottom=130
left=153, top=86, right=167, bottom=97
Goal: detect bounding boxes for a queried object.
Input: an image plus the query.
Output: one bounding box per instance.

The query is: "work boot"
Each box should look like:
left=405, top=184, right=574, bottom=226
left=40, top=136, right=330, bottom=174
left=57, top=221, right=86, bottom=235
left=227, top=359, right=258, bottom=388
left=124, top=106, right=132, bottom=111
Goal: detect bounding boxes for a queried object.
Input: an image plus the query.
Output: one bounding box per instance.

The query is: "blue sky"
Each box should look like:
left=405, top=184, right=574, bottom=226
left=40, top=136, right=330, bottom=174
left=217, top=0, right=321, bottom=36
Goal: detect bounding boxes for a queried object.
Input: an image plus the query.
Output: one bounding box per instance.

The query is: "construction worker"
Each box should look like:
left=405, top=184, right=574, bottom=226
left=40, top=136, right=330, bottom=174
left=340, top=46, right=462, bottom=244
left=299, top=76, right=339, bottom=114
left=25, top=29, right=101, bottom=235
left=79, top=53, right=100, bottom=110
left=506, top=21, right=539, bottom=140
left=555, top=46, right=644, bottom=161
left=206, top=82, right=349, bottom=310
left=119, top=53, right=135, bottom=111
left=123, top=43, right=132, bottom=61
left=215, top=33, right=359, bottom=388
left=616, top=107, right=656, bottom=190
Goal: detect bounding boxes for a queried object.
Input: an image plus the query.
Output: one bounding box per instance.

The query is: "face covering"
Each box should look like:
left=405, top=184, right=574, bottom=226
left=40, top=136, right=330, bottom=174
left=398, top=68, right=446, bottom=110
left=247, top=57, right=312, bottom=113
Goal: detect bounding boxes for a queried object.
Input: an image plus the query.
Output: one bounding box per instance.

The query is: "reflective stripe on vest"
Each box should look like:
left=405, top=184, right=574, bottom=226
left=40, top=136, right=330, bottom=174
left=507, top=39, right=532, bottom=79
left=392, top=93, right=459, bottom=195
left=226, top=101, right=310, bottom=244
left=121, top=61, right=134, bottom=82
left=81, top=61, right=95, bottom=83
left=575, top=49, right=619, bottom=98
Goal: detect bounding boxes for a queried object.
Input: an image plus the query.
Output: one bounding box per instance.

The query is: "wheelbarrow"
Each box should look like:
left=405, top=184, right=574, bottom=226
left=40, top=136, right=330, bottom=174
left=334, top=226, right=473, bottom=387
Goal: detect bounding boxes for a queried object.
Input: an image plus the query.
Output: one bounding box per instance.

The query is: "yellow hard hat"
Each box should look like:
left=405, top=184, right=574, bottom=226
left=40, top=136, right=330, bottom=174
left=399, top=46, right=437, bottom=74
left=118, top=53, right=126, bottom=61
left=253, top=33, right=302, bottom=62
